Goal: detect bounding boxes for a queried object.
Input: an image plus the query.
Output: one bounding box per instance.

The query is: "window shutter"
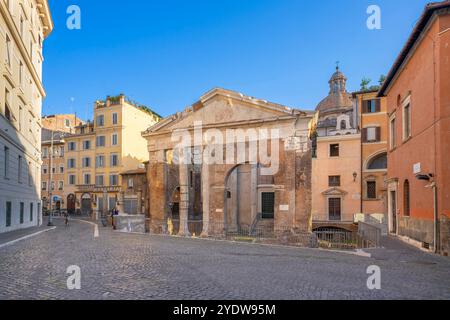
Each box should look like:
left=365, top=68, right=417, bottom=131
left=376, top=127, right=381, bottom=142
left=375, top=99, right=381, bottom=113
left=362, top=101, right=368, bottom=114
left=362, top=128, right=368, bottom=142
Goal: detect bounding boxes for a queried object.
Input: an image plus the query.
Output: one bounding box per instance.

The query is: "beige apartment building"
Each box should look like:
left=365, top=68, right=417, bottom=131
left=41, top=114, right=82, bottom=211
left=42, top=114, right=83, bottom=133
left=311, top=68, right=388, bottom=233
left=64, top=95, right=161, bottom=215
left=311, top=67, right=362, bottom=231
left=0, top=0, right=53, bottom=233
left=354, top=90, right=388, bottom=233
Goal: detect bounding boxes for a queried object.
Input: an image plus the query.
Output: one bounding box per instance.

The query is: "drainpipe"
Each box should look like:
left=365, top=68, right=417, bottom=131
left=432, top=182, right=439, bottom=254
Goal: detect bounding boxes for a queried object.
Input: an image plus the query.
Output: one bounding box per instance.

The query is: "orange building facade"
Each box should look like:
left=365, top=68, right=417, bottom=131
left=379, top=2, right=450, bottom=255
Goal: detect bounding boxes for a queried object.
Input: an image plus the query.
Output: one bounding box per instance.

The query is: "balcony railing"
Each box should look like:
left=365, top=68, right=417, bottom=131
left=75, top=185, right=122, bottom=193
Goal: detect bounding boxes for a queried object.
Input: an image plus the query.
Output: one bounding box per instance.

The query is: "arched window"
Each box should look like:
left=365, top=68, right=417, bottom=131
left=367, top=152, right=387, bottom=170
left=404, top=180, right=410, bottom=216
left=340, top=120, right=346, bottom=130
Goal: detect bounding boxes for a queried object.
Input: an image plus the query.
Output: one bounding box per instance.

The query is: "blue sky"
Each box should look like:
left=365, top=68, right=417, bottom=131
left=44, top=0, right=431, bottom=119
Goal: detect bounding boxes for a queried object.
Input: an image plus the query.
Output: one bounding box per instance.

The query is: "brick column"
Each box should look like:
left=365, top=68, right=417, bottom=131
left=201, top=162, right=210, bottom=237
left=178, top=149, right=191, bottom=237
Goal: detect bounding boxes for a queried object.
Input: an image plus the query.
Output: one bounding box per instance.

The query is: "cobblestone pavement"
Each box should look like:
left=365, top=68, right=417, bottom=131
left=0, top=218, right=449, bottom=300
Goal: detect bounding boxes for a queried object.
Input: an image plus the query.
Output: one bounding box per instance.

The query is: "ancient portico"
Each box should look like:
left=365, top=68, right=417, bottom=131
left=142, top=88, right=313, bottom=239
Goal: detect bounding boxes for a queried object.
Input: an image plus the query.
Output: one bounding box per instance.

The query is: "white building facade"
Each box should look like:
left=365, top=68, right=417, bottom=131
left=0, top=0, right=53, bottom=233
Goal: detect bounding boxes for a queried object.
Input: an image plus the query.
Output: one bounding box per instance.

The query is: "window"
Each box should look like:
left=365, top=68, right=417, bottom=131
left=68, top=142, right=76, bottom=151
left=96, top=155, right=105, bottom=168
left=367, top=153, right=387, bottom=170
left=28, top=162, right=32, bottom=186
left=20, top=202, right=24, bottom=224
left=110, top=174, right=119, bottom=186
left=96, top=115, right=105, bottom=127
left=82, top=157, right=91, bottom=168
left=403, top=102, right=411, bottom=140
left=112, top=113, right=118, bottom=125
left=60, top=146, right=65, bottom=157
left=363, top=99, right=380, bottom=113
left=83, top=174, right=91, bottom=185
left=52, top=167, right=56, bottom=174
left=110, top=154, right=119, bottom=167
left=340, top=120, right=346, bottom=130
left=6, top=202, right=12, bottom=227
left=30, top=203, right=34, bottom=222
left=43, top=147, right=48, bottom=158
left=329, top=176, right=341, bottom=187
left=20, top=14, right=24, bottom=36
left=367, top=181, right=377, bottom=199
left=4, top=146, right=10, bottom=178
left=18, top=106, right=23, bottom=132
left=112, top=134, right=118, bottom=146
left=5, top=88, right=11, bottom=122
left=128, top=178, right=134, bottom=188
left=5, top=34, right=11, bottom=67
left=330, top=144, right=340, bottom=157
left=404, top=180, right=410, bottom=216
left=68, top=175, right=76, bottom=185
left=96, top=175, right=104, bottom=186
left=59, top=165, right=64, bottom=174
left=19, top=61, right=24, bottom=86
left=83, top=140, right=91, bottom=150
left=329, top=198, right=341, bottom=221
left=96, top=136, right=106, bottom=147
left=42, top=181, right=47, bottom=191
left=390, top=117, right=396, bottom=149
left=58, top=181, right=64, bottom=190
left=68, top=159, right=76, bottom=169
left=51, top=181, right=55, bottom=191
left=261, top=192, right=275, bottom=219
left=65, top=119, right=71, bottom=127
left=18, top=156, right=22, bottom=183
left=363, top=127, right=381, bottom=143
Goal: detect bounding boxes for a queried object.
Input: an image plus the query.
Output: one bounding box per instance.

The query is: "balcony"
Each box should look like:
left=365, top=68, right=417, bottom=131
left=76, top=185, right=122, bottom=193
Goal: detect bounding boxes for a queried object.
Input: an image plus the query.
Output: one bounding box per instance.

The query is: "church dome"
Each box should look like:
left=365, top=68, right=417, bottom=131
left=316, top=66, right=354, bottom=113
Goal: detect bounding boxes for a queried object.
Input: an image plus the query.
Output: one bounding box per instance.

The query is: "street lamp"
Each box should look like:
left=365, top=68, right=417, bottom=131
left=47, top=131, right=65, bottom=227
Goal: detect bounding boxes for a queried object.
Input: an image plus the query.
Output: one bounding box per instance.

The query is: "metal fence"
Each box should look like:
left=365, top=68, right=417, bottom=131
left=166, top=220, right=315, bottom=247
left=357, top=222, right=382, bottom=248
left=313, top=228, right=358, bottom=250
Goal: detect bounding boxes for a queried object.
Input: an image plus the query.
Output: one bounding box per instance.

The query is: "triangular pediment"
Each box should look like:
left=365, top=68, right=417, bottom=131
left=322, top=187, right=348, bottom=196
left=144, top=88, right=306, bottom=134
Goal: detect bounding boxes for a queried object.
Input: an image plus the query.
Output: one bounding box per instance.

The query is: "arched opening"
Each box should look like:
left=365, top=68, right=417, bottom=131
left=81, top=193, right=92, bottom=216
left=367, top=152, right=387, bottom=170
left=67, top=194, right=76, bottom=215
left=403, top=180, right=410, bottom=216
left=340, top=120, right=347, bottom=130
left=167, top=187, right=181, bottom=235
left=224, top=163, right=274, bottom=236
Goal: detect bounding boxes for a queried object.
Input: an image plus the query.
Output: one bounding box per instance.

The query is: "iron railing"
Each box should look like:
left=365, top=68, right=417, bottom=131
left=357, top=222, right=381, bottom=248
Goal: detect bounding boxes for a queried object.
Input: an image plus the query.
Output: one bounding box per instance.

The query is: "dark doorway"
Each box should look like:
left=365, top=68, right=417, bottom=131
left=391, top=191, right=397, bottom=234
left=329, top=198, right=341, bottom=221
left=67, top=194, right=76, bottom=214
left=261, top=192, right=275, bottom=219
left=81, top=194, right=92, bottom=216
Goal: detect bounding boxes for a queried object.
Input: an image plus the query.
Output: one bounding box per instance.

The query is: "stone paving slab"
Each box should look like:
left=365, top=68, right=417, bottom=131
left=0, top=219, right=449, bottom=300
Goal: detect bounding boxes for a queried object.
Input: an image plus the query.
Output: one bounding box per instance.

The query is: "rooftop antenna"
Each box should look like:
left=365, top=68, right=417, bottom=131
left=70, top=97, right=75, bottom=133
